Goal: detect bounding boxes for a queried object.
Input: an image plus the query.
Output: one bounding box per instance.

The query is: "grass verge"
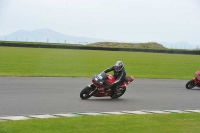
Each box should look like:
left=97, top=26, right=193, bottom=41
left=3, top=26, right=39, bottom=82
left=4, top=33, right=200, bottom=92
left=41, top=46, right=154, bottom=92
left=0, top=46, right=199, bottom=79
left=1, top=113, right=200, bottom=133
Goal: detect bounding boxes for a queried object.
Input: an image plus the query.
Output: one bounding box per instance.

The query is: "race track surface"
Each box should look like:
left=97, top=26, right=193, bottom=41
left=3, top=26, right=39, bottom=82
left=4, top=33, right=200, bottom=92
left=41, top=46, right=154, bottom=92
left=0, top=77, right=200, bottom=116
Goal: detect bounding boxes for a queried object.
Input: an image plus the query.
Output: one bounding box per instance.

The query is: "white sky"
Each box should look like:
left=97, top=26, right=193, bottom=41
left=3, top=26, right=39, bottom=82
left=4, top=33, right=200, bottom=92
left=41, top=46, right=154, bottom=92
left=0, top=0, right=200, bottom=44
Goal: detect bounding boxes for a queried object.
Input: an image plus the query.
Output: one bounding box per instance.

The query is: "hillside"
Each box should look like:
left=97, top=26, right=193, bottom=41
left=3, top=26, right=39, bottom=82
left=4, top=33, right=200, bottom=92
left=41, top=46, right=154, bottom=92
left=87, top=42, right=167, bottom=49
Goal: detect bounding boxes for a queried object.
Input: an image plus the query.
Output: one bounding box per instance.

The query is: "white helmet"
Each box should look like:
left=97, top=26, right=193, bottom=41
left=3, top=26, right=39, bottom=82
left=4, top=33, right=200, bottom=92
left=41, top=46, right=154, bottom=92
left=114, top=61, right=124, bottom=72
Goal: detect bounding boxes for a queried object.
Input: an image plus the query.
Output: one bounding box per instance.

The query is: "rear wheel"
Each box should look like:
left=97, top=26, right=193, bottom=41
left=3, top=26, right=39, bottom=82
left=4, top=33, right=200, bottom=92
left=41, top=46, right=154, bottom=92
left=80, top=86, right=93, bottom=99
left=186, top=79, right=195, bottom=89
left=110, top=87, right=126, bottom=99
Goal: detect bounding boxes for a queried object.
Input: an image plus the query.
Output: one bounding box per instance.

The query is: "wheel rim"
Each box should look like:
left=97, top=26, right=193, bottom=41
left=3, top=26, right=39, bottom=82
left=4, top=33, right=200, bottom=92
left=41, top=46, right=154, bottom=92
left=83, top=89, right=91, bottom=98
left=188, top=84, right=193, bottom=88
left=82, top=93, right=88, bottom=98
left=117, top=88, right=125, bottom=95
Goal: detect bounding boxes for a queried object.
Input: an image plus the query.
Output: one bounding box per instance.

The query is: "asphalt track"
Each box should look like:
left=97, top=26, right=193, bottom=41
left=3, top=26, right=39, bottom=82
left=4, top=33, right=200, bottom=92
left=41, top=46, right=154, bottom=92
left=0, top=77, right=200, bottom=117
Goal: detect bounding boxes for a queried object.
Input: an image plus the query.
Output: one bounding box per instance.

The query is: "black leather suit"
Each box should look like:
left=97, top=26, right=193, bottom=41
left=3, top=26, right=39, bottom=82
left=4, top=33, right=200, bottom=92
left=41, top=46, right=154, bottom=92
left=103, top=66, right=126, bottom=95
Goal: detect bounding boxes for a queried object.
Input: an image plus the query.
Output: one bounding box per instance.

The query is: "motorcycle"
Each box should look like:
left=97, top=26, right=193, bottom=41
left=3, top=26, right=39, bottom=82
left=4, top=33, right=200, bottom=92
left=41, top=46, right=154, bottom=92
left=80, top=72, right=134, bottom=99
left=186, top=70, right=200, bottom=89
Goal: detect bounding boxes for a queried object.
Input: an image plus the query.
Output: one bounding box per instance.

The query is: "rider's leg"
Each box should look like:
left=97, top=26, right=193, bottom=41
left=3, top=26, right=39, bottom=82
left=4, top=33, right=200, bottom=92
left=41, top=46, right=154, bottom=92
left=110, top=84, right=117, bottom=96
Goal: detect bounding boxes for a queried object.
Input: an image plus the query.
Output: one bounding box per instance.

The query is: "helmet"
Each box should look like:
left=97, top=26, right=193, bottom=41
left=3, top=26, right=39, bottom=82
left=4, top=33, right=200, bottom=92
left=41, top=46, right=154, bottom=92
left=195, top=71, right=200, bottom=80
left=114, top=61, right=124, bottom=72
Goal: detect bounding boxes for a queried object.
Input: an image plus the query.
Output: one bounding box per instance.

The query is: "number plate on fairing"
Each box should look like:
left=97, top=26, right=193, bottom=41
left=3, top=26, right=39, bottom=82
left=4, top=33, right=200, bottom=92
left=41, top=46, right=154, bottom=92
left=92, top=72, right=108, bottom=86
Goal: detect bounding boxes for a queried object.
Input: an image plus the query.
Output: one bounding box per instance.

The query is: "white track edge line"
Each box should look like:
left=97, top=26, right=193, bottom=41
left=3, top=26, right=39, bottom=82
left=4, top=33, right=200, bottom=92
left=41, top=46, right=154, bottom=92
left=1, top=109, right=200, bottom=121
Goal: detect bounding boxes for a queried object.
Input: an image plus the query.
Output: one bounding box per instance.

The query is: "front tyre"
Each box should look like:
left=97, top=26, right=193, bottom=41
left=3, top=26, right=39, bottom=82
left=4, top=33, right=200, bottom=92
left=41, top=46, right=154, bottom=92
left=186, top=79, right=195, bottom=89
left=80, top=86, right=94, bottom=99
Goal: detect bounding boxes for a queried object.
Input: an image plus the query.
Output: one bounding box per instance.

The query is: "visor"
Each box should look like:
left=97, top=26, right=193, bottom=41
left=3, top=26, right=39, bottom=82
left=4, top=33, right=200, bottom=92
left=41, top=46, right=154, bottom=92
left=114, top=66, right=123, bottom=72
left=115, top=66, right=120, bottom=72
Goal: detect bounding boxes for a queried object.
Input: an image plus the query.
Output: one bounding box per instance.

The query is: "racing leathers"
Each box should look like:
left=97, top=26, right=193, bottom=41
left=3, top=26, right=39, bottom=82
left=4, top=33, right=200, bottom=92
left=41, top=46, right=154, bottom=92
left=103, top=66, right=126, bottom=96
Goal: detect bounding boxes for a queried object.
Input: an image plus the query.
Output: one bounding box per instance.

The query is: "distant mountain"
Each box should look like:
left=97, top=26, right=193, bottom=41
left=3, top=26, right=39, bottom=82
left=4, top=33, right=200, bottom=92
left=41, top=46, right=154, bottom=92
left=0, top=28, right=105, bottom=44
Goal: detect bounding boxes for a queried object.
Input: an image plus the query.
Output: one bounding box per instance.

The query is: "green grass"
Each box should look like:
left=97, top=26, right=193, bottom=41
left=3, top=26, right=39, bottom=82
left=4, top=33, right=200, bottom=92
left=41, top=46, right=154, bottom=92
left=1, top=113, right=200, bottom=133
left=0, top=46, right=199, bottom=79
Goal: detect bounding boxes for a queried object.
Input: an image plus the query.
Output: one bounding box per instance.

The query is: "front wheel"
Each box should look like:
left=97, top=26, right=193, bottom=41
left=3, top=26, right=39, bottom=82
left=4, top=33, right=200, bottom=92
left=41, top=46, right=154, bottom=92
left=80, top=86, right=95, bottom=99
left=110, top=87, right=126, bottom=99
left=186, top=79, right=195, bottom=89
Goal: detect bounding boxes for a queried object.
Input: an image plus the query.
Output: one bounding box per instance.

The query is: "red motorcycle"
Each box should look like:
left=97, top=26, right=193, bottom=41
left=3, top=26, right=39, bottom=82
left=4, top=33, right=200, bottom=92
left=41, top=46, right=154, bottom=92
left=80, top=72, right=134, bottom=99
left=186, top=70, right=200, bottom=89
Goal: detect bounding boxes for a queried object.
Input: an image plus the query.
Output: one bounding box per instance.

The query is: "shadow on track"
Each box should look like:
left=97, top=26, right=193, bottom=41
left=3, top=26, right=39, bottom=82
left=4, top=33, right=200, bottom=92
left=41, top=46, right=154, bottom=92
left=80, top=98, right=133, bottom=102
left=187, top=88, right=200, bottom=91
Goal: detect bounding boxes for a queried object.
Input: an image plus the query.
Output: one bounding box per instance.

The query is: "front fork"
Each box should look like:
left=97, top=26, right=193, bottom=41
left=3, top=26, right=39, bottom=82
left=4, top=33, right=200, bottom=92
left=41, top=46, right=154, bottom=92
left=88, top=84, right=98, bottom=96
left=88, top=83, right=96, bottom=89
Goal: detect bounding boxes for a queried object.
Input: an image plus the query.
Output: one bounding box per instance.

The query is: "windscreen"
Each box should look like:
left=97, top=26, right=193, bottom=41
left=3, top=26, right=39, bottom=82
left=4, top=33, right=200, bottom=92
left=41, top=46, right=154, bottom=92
left=92, top=72, right=108, bottom=85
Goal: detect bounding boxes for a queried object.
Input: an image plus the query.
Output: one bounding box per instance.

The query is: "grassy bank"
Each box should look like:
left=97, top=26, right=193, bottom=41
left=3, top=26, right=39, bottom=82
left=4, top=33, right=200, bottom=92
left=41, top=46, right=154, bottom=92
left=1, top=113, right=200, bottom=133
left=87, top=42, right=167, bottom=49
left=0, top=46, right=198, bottom=79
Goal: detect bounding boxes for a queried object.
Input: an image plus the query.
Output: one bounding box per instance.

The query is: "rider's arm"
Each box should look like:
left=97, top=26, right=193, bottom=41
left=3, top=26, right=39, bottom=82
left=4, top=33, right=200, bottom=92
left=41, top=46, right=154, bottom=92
left=103, top=66, right=114, bottom=73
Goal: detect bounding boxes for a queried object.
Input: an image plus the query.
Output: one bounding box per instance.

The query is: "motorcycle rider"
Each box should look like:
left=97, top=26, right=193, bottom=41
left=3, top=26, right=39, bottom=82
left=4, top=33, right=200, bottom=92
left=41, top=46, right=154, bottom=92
left=103, top=61, right=126, bottom=97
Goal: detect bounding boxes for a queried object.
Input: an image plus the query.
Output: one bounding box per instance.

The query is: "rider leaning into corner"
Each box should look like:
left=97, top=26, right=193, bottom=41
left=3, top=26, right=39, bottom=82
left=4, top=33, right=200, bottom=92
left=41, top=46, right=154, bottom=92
left=103, top=61, right=126, bottom=97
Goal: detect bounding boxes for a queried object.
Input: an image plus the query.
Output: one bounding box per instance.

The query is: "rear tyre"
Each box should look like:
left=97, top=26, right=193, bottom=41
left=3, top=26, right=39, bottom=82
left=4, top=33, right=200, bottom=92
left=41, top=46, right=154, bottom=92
left=80, top=86, right=93, bottom=99
left=110, top=87, right=126, bottom=99
left=186, top=79, right=195, bottom=89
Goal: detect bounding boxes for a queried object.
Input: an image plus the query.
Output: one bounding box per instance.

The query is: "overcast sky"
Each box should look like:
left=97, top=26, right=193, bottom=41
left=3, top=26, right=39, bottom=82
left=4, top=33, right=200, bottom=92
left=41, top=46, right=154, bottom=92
left=0, top=0, right=200, bottom=44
